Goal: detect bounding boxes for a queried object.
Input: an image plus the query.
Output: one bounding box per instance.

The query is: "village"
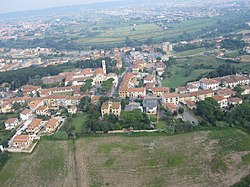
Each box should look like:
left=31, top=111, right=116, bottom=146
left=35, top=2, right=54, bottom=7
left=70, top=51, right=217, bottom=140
left=0, top=40, right=249, bottom=153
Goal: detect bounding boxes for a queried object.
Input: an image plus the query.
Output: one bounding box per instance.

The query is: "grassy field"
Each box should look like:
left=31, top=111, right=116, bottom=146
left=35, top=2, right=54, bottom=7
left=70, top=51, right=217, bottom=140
left=69, top=113, right=89, bottom=132
left=0, top=128, right=250, bottom=186
left=74, top=18, right=216, bottom=46
left=175, top=47, right=207, bottom=57
left=162, top=55, right=228, bottom=88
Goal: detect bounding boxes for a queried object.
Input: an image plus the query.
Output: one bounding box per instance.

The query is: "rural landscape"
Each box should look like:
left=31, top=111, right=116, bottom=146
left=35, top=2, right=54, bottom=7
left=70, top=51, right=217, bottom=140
left=0, top=0, right=250, bottom=186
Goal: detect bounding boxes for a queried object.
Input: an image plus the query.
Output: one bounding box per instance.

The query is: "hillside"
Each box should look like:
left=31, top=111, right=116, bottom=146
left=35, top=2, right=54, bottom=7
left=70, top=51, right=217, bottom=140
left=0, top=129, right=250, bottom=187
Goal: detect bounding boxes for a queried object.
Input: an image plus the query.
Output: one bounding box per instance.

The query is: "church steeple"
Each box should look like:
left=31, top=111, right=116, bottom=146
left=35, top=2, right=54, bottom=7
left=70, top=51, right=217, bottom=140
left=102, top=60, right=106, bottom=74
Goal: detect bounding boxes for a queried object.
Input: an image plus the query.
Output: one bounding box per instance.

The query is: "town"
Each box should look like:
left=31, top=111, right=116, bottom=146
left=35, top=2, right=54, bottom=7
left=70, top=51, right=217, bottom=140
left=0, top=37, right=249, bottom=152
left=1, top=0, right=250, bottom=186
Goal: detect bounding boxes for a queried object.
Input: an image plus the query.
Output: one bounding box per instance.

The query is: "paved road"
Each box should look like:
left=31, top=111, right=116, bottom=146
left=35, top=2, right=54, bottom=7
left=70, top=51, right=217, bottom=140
left=112, top=54, right=132, bottom=97
left=179, top=106, right=199, bottom=125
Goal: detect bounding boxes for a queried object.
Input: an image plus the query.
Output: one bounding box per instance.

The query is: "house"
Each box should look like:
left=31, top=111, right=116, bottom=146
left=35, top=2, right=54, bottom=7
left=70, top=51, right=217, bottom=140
left=101, top=101, right=121, bottom=117
left=0, top=102, right=13, bottom=113
left=227, top=97, right=243, bottom=106
left=163, top=92, right=180, bottom=105
left=127, top=87, right=146, bottom=98
left=213, top=95, right=228, bottom=108
left=20, top=109, right=33, bottom=121
left=200, top=78, right=219, bottom=90
left=144, top=75, right=155, bottom=84
left=151, top=87, right=170, bottom=96
left=222, top=75, right=250, bottom=88
left=163, top=103, right=179, bottom=113
left=216, top=88, right=236, bottom=98
left=68, top=106, right=77, bottom=114
left=45, top=118, right=60, bottom=134
left=4, top=118, right=19, bottom=130
left=143, top=98, right=158, bottom=114
left=36, top=105, right=50, bottom=116
left=185, top=100, right=197, bottom=110
left=241, top=85, right=250, bottom=95
left=28, top=99, right=44, bottom=111
left=124, top=102, right=143, bottom=112
left=12, top=135, right=33, bottom=149
left=26, top=118, right=43, bottom=134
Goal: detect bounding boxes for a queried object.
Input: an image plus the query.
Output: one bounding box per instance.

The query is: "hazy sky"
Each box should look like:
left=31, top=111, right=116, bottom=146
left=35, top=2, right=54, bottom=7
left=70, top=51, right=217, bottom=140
left=0, top=0, right=116, bottom=14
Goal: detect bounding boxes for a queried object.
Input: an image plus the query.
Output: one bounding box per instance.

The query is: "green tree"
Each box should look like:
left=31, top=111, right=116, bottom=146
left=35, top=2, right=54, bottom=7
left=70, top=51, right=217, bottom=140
left=196, top=98, right=224, bottom=124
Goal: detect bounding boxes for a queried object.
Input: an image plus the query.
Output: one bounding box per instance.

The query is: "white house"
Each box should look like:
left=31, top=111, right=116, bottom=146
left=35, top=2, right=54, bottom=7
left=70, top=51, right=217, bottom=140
left=20, top=109, right=33, bottom=121
left=200, top=78, right=219, bottom=90
left=4, top=118, right=19, bottom=130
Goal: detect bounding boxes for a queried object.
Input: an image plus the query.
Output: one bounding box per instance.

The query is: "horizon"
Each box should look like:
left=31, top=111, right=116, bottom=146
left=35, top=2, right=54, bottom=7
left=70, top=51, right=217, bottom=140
left=0, top=0, right=120, bottom=14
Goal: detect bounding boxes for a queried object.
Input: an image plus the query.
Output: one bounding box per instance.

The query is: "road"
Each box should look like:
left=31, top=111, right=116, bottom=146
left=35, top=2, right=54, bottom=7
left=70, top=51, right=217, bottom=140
left=111, top=53, right=132, bottom=97
left=179, top=106, right=199, bottom=125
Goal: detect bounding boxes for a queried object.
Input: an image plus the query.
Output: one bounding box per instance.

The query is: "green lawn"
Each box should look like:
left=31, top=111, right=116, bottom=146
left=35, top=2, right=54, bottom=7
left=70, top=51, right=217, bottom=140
left=175, top=47, right=207, bottom=56
left=69, top=113, right=90, bottom=132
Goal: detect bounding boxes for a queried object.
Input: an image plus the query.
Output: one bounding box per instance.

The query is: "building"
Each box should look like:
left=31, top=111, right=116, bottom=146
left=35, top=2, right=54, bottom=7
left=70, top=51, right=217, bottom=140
left=127, top=88, right=146, bottom=98
left=213, top=95, right=228, bottom=108
left=36, top=105, right=50, bottom=116
left=4, top=118, right=19, bottom=130
left=222, top=75, right=250, bottom=88
left=26, top=118, right=43, bottom=134
left=45, top=118, right=60, bottom=134
left=124, top=102, right=143, bottom=112
left=162, top=42, right=173, bottom=53
left=241, top=85, right=250, bottom=95
left=143, top=75, right=155, bottom=84
left=163, top=103, right=179, bottom=113
left=151, top=87, right=170, bottom=96
left=68, top=106, right=77, bottom=114
left=29, top=99, right=44, bottom=111
left=216, top=88, right=236, bottom=98
left=12, top=135, right=33, bottom=149
left=227, top=97, right=243, bottom=106
left=163, top=92, right=180, bottom=105
left=20, top=109, right=33, bottom=121
left=200, top=78, right=219, bottom=90
left=101, top=101, right=121, bottom=117
left=143, top=98, right=158, bottom=114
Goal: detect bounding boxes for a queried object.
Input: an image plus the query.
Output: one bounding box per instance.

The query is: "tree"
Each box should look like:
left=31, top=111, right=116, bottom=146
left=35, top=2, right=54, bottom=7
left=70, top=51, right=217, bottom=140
left=80, top=79, right=93, bottom=93
left=178, top=107, right=184, bottom=114
left=196, top=98, right=224, bottom=124
left=78, top=96, right=91, bottom=112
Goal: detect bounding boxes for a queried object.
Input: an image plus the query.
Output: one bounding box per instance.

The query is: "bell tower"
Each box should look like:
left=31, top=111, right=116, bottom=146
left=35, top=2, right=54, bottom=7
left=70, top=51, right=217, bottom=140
left=102, top=60, right=106, bottom=74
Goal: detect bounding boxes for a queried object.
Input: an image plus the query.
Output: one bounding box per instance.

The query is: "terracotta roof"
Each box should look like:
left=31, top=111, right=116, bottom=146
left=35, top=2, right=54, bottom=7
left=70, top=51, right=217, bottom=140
left=227, top=97, right=243, bottom=103
left=151, top=87, right=170, bottom=93
left=46, top=118, right=59, bottom=128
left=28, top=118, right=42, bottom=129
left=13, top=135, right=31, bottom=143
left=95, top=68, right=104, bottom=75
left=213, top=95, right=226, bottom=102
left=144, top=75, right=154, bottom=81
left=127, top=87, right=145, bottom=93
left=36, top=105, right=48, bottom=111
left=5, top=118, right=18, bottom=124
left=101, top=101, right=121, bottom=110
left=163, top=103, right=178, bottom=111
left=21, top=109, right=32, bottom=115
left=164, top=92, right=179, bottom=98
left=29, top=99, right=43, bottom=109
left=185, top=100, right=196, bottom=107
left=217, top=89, right=236, bottom=96
left=242, top=85, right=250, bottom=90
left=200, top=78, right=219, bottom=85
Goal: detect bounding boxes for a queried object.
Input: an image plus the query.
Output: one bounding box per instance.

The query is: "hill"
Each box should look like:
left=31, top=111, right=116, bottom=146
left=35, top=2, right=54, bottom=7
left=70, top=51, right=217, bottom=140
left=0, top=129, right=250, bottom=186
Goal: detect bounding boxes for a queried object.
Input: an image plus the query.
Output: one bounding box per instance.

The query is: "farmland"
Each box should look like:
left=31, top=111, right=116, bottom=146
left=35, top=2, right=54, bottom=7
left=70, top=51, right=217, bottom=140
left=74, top=18, right=216, bottom=47
left=0, top=128, right=250, bottom=187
